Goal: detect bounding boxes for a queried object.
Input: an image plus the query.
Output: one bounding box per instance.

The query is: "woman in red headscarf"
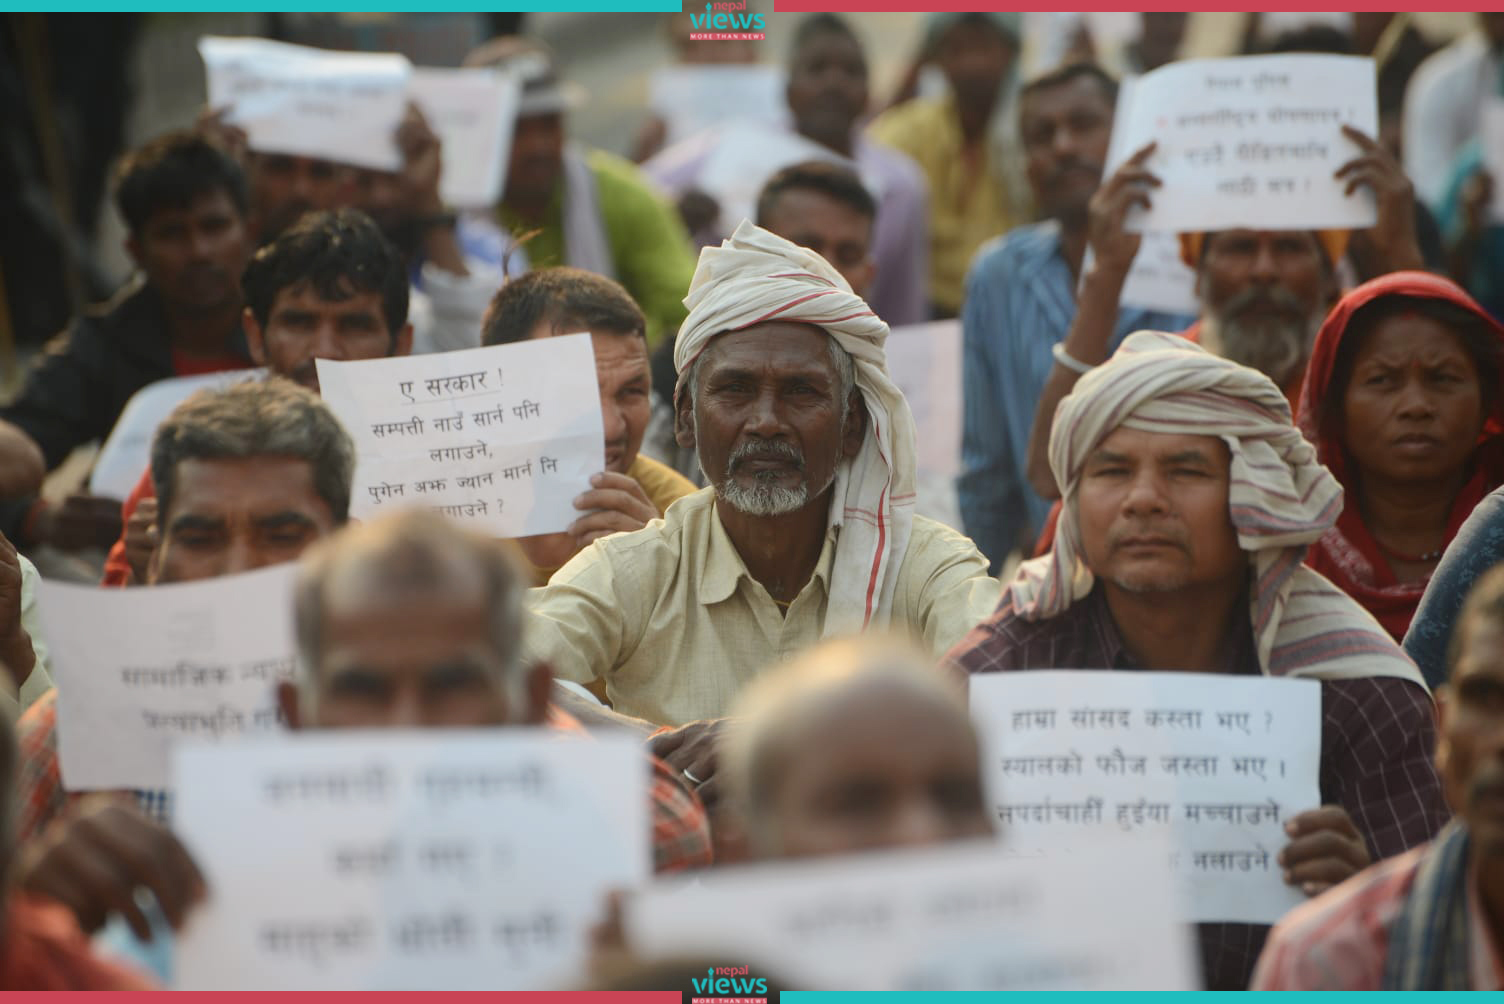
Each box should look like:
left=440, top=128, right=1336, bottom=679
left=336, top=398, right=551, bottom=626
left=1296, top=271, right=1504, bottom=641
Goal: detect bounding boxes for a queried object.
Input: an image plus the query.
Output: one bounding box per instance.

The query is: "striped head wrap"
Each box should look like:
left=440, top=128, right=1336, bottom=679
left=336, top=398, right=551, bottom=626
left=674, top=220, right=917, bottom=637
left=1010, top=330, right=1423, bottom=685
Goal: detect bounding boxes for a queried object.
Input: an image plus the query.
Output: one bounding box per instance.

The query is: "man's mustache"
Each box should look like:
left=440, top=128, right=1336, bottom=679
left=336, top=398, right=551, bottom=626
left=727, top=440, right=805, bottom=476
left=1106, top=523, right=1190, bottom=553
left=1049, top=160, right=1102, bottom=186
left=1221, top=285, right=1306, bottom=321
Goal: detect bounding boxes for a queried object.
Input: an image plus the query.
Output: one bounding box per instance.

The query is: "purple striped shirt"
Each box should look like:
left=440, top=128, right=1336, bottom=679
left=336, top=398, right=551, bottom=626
left=948, top=585, right=1450, bottom=989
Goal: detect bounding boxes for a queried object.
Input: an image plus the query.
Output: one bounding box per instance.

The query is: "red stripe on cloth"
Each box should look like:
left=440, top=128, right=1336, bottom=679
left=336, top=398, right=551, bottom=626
left=863, top=412, right=888, bottom=628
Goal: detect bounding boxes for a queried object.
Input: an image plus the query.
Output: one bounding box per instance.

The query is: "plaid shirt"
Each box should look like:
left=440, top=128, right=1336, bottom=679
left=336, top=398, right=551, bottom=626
left=16, top=692, right=711, bottom=875
left=948, top=586, right=1450, bottom=990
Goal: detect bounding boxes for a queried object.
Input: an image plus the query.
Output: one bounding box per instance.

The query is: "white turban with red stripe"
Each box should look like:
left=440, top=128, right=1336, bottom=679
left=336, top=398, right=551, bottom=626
left=1012, top=330, right=1421, bottom=685
left=674, top=220, right=917, bottom=636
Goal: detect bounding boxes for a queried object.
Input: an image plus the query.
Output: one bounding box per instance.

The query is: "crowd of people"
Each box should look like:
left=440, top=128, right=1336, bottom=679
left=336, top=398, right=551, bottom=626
left=2, top=10, right=1504, bottom=992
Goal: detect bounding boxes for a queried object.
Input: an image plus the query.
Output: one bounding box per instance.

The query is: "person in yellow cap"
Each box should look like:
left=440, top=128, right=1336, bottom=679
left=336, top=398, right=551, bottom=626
left=1021, top=126, right=1426, bottom=505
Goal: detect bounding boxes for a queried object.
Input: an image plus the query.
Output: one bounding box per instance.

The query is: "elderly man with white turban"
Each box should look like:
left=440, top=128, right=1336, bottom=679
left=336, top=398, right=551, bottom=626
left=948, top=330, right=1446, bottom=990
left=526, top=222, right=998, bottom=737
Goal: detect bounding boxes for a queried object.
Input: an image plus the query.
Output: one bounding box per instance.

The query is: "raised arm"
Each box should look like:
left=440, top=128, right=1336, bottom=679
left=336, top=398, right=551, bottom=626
left=1025, top=144, right=1159, bottom=499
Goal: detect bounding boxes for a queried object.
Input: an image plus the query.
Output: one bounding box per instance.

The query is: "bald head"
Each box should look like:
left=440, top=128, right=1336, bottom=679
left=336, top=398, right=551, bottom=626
left=722, top=637, right=992, bottom=860
left=281, top=511, right=546, bottom=730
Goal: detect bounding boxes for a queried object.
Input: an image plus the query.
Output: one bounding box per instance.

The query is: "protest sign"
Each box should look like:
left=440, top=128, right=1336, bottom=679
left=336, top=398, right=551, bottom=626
left=970, top=671, right=1321, bottom=924
left=174, top=731, right=648, bottom=990
left=692, top=123, right=862, bottom=235
left=1094, top=76, right=1200, bottom=316
left=1106, top=53, right=1379, bottom=233
left=89, top=369, right=266, bottom=500
left=316, top=334, right=604, bottom=538
left=627, top=837, right=1197, bottom=990
left=886, top=320, right=962, bottom=527
left=649, top=64, right=788, bottom=149
left=199, top=36, right=411, bottom=172
left=38, top=564, right=299, bottom=791
left=409, top=67, right=519, bottom=208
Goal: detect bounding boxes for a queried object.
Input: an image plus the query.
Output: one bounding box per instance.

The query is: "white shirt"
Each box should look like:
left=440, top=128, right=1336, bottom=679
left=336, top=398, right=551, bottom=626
left=1403, top=30, right=1503, bottom=209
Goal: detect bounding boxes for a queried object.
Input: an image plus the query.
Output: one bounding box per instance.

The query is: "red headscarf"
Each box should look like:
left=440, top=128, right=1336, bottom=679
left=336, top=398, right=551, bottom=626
left=1294, top=271, right=1504, bottom=641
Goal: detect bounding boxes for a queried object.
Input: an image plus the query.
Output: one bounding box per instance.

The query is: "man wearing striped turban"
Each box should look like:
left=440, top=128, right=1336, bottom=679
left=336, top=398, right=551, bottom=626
left=949, top=331, right=1446, bottom=989
left=526, top=223, right=998, bottom=765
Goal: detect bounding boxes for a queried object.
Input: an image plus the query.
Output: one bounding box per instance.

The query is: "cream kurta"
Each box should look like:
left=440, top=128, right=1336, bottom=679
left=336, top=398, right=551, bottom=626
left=525, top=488, right=999, bottom=725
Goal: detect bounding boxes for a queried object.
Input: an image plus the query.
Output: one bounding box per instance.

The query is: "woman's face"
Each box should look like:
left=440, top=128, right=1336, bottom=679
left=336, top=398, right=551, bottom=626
left=1341, top=312, right=1486, bottom=487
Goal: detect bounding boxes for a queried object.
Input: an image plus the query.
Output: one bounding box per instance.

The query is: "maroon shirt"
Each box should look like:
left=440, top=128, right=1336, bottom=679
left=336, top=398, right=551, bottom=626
left=948, top=585, right=1448, bottom=990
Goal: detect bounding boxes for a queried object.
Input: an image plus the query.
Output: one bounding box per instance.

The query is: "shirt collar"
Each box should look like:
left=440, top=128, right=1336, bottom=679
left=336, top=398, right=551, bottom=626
left=698, top=499, right=840, bottom=606
left=1085, top=583, right=1262, bottom=675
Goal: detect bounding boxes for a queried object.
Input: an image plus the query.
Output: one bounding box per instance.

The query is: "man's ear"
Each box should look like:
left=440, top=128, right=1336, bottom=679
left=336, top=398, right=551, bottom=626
left=277, top=681, right=304, bottom=731
left=243, top=307, right=269, bottom=366
left=674, top=389, right=697, bottom=451
left=523, top=660, right=553, bottom=725
left=391, top=322, right=414, bottom=358
left=841, top=390, right=867, bottom=459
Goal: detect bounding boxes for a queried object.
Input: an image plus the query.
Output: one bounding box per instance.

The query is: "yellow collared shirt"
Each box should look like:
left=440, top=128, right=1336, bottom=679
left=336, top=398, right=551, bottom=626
left=525, top=488, right=999, bottom=725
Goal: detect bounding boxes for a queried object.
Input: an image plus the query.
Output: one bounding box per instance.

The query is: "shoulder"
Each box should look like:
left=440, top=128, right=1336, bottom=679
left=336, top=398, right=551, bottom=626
left=627, top=454, right=699, bottom=515
left=1272, top=566, right=1421, bottom=678
left=586, top=148, right=671, bottom=203
left=858, top=136, right=926, bottom=188
left=899, top=515, right=992, bottom=573
left=868, top=98, right=946, bottom=143
left=1320, top=674, right=1436, bottom=731
left=549, top=487, right=713, bottom=586
left=1255, top=848, right=1424, bottom=990
left=943, top=589, right=1049, bottom=674
left=968, top=222, right=1058, bottom=284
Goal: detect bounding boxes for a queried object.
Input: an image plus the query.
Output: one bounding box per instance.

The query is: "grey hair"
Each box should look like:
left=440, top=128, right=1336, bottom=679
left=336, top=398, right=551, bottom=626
left=720, top=635, right=975, bottom=856
left=687, top=331, right=857, bottom=417
left=292, top=511, right=530, bottom=710
left=150, top=377, right=356, bottom=526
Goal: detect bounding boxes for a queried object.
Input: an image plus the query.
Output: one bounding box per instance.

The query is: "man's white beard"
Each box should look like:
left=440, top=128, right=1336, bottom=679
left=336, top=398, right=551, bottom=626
left=719, top=477, right=809, bottom=517
left=1202, top=290, right=1325, bottom=388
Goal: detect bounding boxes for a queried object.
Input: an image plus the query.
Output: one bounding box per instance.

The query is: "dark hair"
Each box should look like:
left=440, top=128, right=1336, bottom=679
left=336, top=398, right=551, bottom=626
left=1323, top=294, right=1502, bottom=435
left=241, top=209, right=409, bottom=341
left=791, top=12, right=860, bottom=58
left=151, top=377, right=356, bottom=528
left=755, top=161, right=876, bottom=227
left=1264, top=25, right=1354, bottom=56
left=112, top=130, right=249, bottom=236
left=1019, top=61, right=1119, bottom=106
left=1448, top=565, right=1504, bottom=682
left=480, top=267, right=645, bottom=346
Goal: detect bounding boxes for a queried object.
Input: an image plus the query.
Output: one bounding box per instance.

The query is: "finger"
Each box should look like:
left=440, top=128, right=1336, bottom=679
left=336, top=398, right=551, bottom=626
left=1125, top=141, right=1158, bottom=165
left=1279, top=829, right=1361, bottom=867
left=49, top=841, right=151, bottom=938
left=1285, top=806, right=1361, bottom=841
left=1340, top=124, right=1378, bottom=150
left=1284, top=855, right=1362, bottom=890
left=87, top=813, right=195, bottom=929
left=646, top=728, right=687, bottom=760
left=695, top=773, right=723, bottom=811
left=570, top=511, right=648, bottom=539
left=571, top=488, right=657, bottom=519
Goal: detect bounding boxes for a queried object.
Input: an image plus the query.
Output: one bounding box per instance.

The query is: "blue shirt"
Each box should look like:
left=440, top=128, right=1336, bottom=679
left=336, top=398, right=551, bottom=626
left=958, top=221, right=1194, bottom=573
left=1404, top=485, right=1504, bottom=689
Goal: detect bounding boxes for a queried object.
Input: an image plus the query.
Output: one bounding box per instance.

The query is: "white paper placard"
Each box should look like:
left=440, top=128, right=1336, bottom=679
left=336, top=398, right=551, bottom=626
left=970, top=671, right=1322, bottom=924
left=199, top=36, right=411, bottom=172
left=626, top=838, right=1198, bottom=991
left=409, top=67, right=519, bottom=209
left=649, top=64, right=789, bottom=149
left=1106, top=54, right=1379, bottom=233
left=38, top=563, right=299, bottom=791
left=316, top=334, right=605, bottom=538
left=89, top=369, right=266, bottom=500
left=173, top=730, right=649, bottom=990
left=886, top=320, right=962, bottom=528
left=692, top=123, right=858, bottom=235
